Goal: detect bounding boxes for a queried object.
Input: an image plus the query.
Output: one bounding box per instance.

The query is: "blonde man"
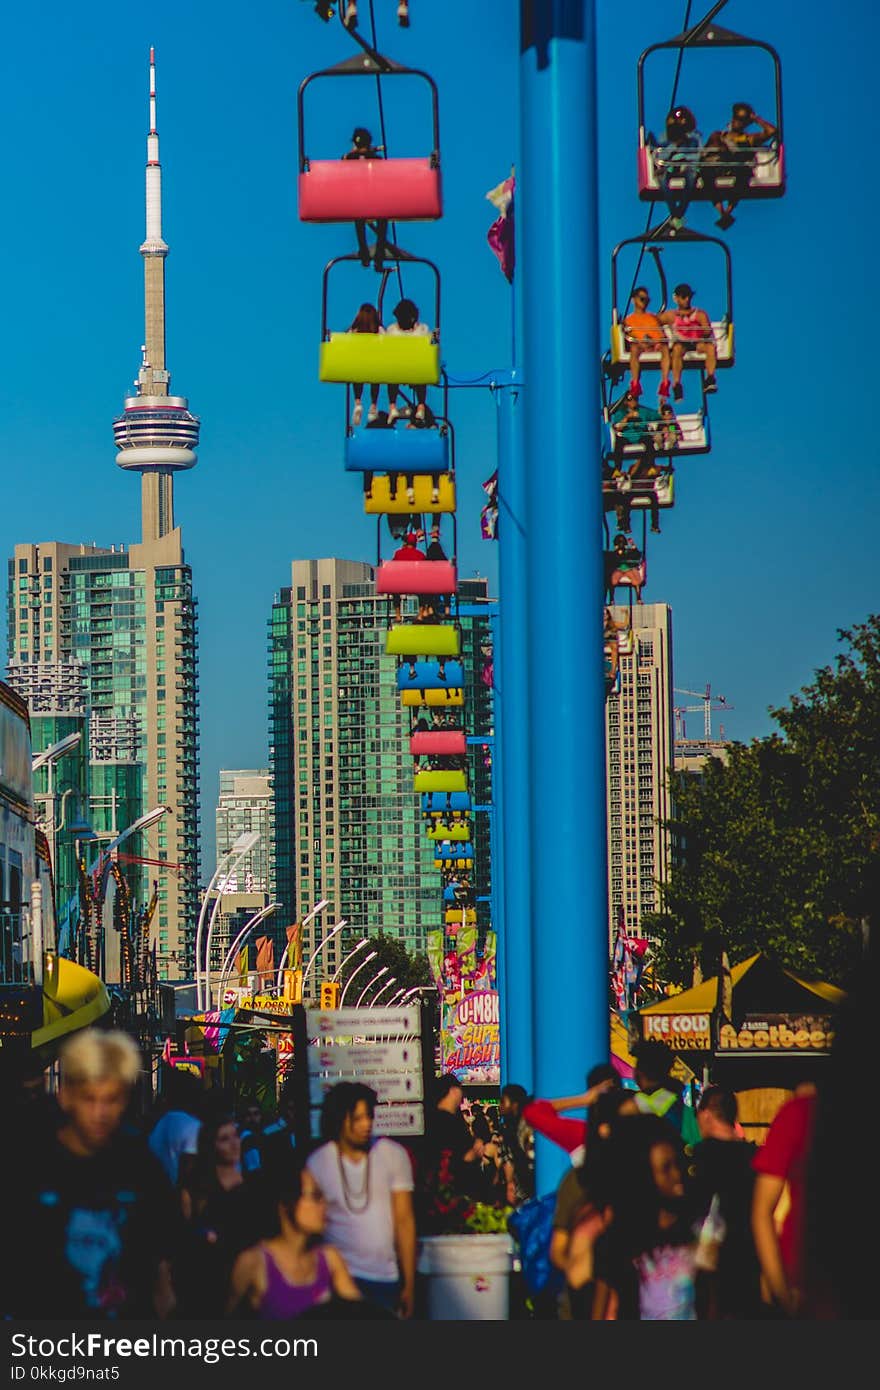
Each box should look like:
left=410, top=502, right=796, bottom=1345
left=6, top=1030, right=178, bottom=1319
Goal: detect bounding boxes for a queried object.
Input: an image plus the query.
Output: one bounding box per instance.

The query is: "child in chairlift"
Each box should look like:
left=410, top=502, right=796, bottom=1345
left=348, top=302, right=383, bottom=427
left=386, top=298, right=432, bottom=424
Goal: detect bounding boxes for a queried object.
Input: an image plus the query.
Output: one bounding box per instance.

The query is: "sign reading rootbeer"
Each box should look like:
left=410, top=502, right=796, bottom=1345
left=718, top=1014, right=835, bottom=1053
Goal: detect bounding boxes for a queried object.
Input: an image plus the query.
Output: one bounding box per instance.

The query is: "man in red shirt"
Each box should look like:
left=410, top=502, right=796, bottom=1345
left=751, top=1086, right=817, bottom=1316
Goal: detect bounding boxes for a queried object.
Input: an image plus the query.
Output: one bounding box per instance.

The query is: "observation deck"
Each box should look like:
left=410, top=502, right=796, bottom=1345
left=113, top=395, right=200, bottom=471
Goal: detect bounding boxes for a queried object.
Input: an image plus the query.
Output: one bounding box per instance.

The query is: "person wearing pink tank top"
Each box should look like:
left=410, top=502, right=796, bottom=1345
left=658, top=284, right=718, bottom=402
left=227, top=1161, right=362, bottom=1318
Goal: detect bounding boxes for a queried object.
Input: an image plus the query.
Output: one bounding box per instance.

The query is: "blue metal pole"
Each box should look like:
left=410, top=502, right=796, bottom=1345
left=519, top=0, right=609, bottom=1192
left=494, top=376, right=533, bottom=1087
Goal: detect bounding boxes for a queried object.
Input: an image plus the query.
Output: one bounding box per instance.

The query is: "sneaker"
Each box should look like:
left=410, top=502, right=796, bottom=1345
left=431, top=488, right=440, bottom=504
left=351, top=401, right=363, bottom=427
left=620, top=477, right=632, bottom=493
left=672, top=382, right=684, bottom=402
left=651, top=524, right=661, bottom=534
left=397, top=1, right=410, bottom=25
left=415, top=403, right=426, bottom=421
left=387, top=404, right=400, bottom=424
left=344, top=1, right=358, bottom=28
left=400, top=403, right=412, bottom=418
left=367, top=403, right=378, bottom=423
left=703, top=374, right=718, bottom=394
left=715, top=211, right=735, bottom=230
left=629, top=378, right=643, bottom=399
left=407, top=487, right=416, bottom=506
left=658, top=378, right=671, bottom=400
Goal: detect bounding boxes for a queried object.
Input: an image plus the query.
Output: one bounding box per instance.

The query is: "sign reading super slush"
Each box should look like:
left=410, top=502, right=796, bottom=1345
left=441, top=988, right=501, bottom=1083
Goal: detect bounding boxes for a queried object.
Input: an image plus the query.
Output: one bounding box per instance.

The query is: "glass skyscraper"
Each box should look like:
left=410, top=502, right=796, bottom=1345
left=268, top=558, right=495, bottom=986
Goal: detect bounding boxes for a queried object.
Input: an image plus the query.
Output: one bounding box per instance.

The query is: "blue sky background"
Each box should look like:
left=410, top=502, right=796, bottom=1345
left=1, top=0, right=875, bottom=869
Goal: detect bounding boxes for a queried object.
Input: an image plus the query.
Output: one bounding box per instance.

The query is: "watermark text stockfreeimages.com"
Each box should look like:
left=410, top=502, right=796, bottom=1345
left=10, top=1334, right=317, bottom=1368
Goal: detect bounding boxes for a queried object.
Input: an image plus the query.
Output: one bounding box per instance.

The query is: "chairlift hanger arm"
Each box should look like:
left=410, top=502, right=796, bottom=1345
left=297, top=55, right=440, bottom=173
left=636, top=1, right=783, bottom=140
left=610, top=225, right=732, bottom=322
left=321, top=250, right=442, bottom=337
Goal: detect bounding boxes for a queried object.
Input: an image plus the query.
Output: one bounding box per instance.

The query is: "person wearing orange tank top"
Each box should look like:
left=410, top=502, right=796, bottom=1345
left=622, top=288, right=670, bottom=401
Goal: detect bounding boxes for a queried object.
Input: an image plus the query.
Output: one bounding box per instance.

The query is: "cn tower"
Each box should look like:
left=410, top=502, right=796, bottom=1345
left=113, top=48, right=200, bottom=542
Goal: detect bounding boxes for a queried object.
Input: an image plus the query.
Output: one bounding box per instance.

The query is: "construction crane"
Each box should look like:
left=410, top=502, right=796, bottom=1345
left=673, top=683, right=733, bottom=742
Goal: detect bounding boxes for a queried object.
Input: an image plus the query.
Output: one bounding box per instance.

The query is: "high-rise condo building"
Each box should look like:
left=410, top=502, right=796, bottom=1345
left=5, top=52, right=199, bottom=978
left=268, top=559, right=495, bottom=983
left=215, top=770, right=273, bottom=893
left=605, top=602, right=674, bottom=937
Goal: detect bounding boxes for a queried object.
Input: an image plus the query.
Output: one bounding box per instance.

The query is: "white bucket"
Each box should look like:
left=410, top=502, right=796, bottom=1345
left=417, top=1234, right=514, bottom=1320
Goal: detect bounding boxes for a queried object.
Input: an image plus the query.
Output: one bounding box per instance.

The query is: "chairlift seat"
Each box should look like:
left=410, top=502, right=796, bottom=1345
left=377, top=560, right=457, bottom=596
left=637, top=141, right=785, bottom=202
left=603, top=474, right=675, bottom=510
left=427, top=821, right=470, bottom=841
left=610, top=320, right=733, bottom=370
left=345, top=425, right=450, bottom=473
left=299, top=158, right=443, bottom=222
left=402, top=687, right=464, bottom=708
left=422, top=791, right=471, bottom=813
left=603, top=411, right=709, bottom=457
left=435, top=855, right=473, bottom=870
left=320, top=333, right=441, bottom=385
left=414, top=769, right=468, bottom=793
left=410, top=731, right=466, bottom=756
left=365, top=475, right=456, bottom=514
left=445, top=906, right=477, bottom=922
left=434, top=841, right=475, bottom=861
left=397, top=660, right=464, bottom=691
left=387, top=624, right=460, bottom=658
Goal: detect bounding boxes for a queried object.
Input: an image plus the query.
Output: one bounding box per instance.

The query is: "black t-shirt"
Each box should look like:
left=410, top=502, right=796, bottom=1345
left=690, top=1138, right=763, bottom=1316
left=9, top=1131, right=179, bottom=1319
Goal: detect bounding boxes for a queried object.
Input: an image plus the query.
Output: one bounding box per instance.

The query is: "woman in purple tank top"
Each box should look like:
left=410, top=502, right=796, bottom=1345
left=227, top=1160, right=362, bottom=1318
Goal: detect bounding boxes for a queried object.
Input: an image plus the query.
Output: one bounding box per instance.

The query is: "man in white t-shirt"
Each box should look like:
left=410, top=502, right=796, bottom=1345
left=306, top=1082, right=416, bottom=1317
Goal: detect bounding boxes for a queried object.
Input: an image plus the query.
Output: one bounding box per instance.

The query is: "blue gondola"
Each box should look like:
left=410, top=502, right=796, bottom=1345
left=435, top=841, right=475, bottom=862
left=396, top=660, right=464, bottom=691
left=344, top=418, right=451, bottom=473
left=422, top=791, right=472, bottom=814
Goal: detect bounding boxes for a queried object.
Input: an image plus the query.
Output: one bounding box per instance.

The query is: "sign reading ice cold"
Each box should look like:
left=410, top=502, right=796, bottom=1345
left=642, top=1012, right=712, bottom=1050
left=441, top=989, right=500, bottom=1083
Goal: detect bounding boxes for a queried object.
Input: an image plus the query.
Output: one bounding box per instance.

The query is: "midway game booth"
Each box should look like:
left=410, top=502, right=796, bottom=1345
left=635, top=952, right=845, bottom=1138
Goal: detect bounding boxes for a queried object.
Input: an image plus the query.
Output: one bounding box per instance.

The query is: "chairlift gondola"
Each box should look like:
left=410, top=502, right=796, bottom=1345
left=386, top=624, right=460, bottom=657
left=414, top=769, right=468, bottom=794
left=298, top=53, right=442, bottom=222
left=397, top=659, right=464, bottom=691
left=610, top=224, right=734, bottom=376
left=422, top=791, right=471, bottom=814
left=320, top=251, right=441, bottom=384
left=410, top=730, right=466, bottom=757
left=402, top=687, right=464, bottom=708
left=637, top=20, right=784, bottom=204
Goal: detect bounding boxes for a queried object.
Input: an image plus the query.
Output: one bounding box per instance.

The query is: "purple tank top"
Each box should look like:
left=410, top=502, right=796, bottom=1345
left=258, top=1246, right=332, bottom=1319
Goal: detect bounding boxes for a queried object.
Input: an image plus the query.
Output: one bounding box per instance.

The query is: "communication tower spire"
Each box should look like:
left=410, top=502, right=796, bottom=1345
left=113, top=48, right=200, bottom=542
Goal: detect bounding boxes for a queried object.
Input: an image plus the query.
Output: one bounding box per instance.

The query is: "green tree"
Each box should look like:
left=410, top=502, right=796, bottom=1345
left=337, top=933, right=432, bottom=1004
left=649, top=620, right=880, bottom=987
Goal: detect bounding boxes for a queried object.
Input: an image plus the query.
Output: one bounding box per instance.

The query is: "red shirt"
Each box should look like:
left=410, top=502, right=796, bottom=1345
left=752, top=1093, right=816, bottom=1285
left=393, top=544, right=426, bottom=562
left=523, top=1099, right=585, bottom=1158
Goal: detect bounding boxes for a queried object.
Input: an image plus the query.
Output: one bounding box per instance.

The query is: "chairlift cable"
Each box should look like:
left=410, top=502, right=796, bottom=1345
left=622, top=0, right=693, bottom=315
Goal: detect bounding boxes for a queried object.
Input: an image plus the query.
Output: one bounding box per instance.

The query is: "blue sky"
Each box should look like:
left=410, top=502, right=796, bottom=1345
left=1, top=0, right=875, bottom=869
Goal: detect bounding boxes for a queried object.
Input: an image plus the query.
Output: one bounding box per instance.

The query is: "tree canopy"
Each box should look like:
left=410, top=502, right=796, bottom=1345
left=644, top=618, right=880, bottom=988
left=336, top=932, right=433, bottom=1004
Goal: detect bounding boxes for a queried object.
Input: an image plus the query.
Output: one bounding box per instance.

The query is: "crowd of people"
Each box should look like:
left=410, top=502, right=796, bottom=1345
left=2, top=962, right=873, bottom=1321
